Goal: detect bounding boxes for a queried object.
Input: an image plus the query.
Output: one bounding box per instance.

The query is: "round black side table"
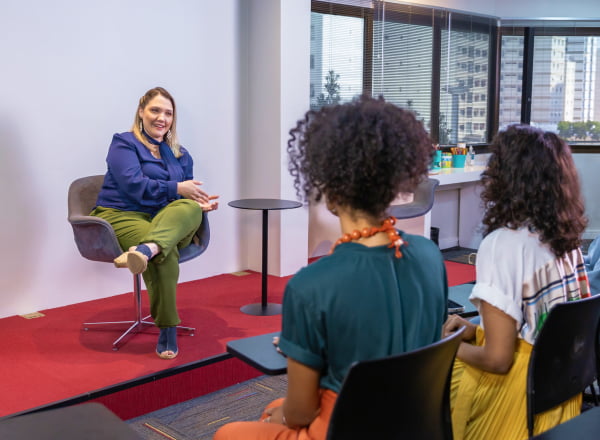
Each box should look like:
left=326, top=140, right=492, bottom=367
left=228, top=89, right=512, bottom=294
left=228, top=198, right=302, bottom=316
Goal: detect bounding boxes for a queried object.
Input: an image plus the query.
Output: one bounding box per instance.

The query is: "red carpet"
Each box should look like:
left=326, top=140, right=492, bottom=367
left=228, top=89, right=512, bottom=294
left=0, top=261, right=474, bottom=419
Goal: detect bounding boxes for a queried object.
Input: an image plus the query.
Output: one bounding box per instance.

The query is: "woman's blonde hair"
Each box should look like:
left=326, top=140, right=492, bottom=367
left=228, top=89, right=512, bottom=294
left=132, top=87, right=182, bottom=158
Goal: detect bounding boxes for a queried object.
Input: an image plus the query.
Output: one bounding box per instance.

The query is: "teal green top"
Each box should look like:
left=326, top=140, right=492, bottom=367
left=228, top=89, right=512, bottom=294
left=278, top=232, right=448, bottom=393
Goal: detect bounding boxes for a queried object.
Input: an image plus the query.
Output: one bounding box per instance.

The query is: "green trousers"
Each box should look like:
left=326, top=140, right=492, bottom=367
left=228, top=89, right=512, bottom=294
left=91, top=199, right=203, bottom=327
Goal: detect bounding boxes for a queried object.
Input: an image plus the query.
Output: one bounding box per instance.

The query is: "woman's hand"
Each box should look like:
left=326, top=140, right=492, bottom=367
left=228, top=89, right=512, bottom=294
left=442, top=314, right=477, bottom=341
left=263, top=405, right=285, bottom=425
left=197, top=195, right=219, bottom=212
left=272, top=335, right=284, bottom=354
left=177, top=180, right=210, bottom=203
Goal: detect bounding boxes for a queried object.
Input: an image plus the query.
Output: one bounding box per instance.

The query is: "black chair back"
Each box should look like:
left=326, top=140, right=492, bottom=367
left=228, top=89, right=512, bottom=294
left=326, top=327, right=464, bottom=440
left=527, top=294, right=600, bottom=437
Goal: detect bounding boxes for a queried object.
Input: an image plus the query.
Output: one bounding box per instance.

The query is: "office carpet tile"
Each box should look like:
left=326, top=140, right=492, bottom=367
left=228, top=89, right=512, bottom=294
left=127, top=375, right=288, bottom=440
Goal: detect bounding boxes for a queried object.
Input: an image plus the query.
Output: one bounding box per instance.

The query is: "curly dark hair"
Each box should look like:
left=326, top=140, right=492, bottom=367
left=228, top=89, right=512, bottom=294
left=481, top=124, right=587, bottom=257
left=287, top=95, right=433, bottom=219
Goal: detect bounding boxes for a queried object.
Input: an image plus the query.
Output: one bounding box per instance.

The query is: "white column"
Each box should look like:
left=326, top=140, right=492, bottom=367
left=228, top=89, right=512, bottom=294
left=239, top=0, right=310, bottom=277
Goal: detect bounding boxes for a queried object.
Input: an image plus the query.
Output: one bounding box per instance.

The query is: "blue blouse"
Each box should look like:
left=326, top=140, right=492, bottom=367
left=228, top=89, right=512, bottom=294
left=95, top=131, right=194, bottom=216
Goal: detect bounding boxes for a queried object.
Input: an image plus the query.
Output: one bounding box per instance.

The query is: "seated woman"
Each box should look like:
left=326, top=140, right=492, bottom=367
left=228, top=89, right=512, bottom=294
left=443, top=125, right=591, bottom=440
left=91, top=87, right=219, bottom=360
left=214, top=95, right=448, bottom=440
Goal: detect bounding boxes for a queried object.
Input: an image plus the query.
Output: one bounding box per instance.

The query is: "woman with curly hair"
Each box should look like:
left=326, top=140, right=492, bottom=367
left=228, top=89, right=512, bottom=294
left=442, top=124, right=590, bottom=440
left=214, top=95, right=448, bottom=439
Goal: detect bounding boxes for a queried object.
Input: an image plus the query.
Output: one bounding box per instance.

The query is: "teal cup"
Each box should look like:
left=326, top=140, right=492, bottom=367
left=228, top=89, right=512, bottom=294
left=452, top=154, right=467, bottom=168
left=433, top=150, right=442, bottom=168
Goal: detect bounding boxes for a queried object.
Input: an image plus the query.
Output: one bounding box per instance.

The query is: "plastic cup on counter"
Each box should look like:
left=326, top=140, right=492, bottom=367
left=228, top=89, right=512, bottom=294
left=432, top=150, right=442, bottom=169
left=452, top=154, right=467, bottom=168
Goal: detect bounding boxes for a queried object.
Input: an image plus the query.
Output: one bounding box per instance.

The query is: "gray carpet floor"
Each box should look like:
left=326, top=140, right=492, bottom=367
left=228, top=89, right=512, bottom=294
left=127, top=375, right=288, bottom=440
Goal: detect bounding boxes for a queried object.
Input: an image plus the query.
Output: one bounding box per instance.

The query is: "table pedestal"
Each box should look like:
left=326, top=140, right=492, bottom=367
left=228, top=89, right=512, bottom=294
left=228, top=198, right=302, bottom=316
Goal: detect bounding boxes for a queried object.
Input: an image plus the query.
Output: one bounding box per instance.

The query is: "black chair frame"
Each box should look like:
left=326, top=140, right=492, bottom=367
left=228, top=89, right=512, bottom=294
left=526, top=294, right=600, bottom=437
left=326, top=327, right=464, bottom=440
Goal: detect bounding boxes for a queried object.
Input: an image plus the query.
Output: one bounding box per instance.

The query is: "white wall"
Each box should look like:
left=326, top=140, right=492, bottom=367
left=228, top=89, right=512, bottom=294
left=493, top=0, right=600, bottom=19
left=0, top=0, right=312, bottom=320
left=237, top=0, right=310, bottom=276
left=0, top=0, right=244, bottom=318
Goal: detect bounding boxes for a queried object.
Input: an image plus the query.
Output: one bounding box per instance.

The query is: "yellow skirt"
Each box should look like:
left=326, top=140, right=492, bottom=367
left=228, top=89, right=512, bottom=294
left=451, top=327, right=581, bottom=440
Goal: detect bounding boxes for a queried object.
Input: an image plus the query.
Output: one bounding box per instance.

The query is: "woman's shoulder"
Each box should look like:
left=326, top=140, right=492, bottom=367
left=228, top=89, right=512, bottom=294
left=111, top=131, right=136, bottom=143
left=400, top=231, right=444, bottom=259
left=291, top=255, right=334, bottom=280
left=481, top=227, right=547, bottom=254
left=110, top=131, right=136, bottom=144
left=286, top=252, right=354, bottom=292
left=109, top=131, right=144, bottom=151
left=479, top=227, right=554, bottom=271
left=178, top=145, right=192, bottom=160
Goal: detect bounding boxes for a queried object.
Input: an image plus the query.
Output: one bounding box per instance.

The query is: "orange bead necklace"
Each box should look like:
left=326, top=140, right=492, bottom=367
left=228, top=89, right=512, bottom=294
left=330, top=216, right=407, bottom=258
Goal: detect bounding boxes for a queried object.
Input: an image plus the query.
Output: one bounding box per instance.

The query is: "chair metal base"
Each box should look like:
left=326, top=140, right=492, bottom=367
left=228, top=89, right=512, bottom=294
left=83, top=316, right=195, bottom=350
left=82, top=274, right=195, bottom=350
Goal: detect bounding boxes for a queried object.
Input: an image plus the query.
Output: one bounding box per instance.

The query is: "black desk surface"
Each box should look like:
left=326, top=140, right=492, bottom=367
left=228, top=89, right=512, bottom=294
left=226, top=286, right=478, bottom=376
left=227, top=332, right=287, bottom=375
left=448, top=282, right=477, bottom=317
left=228, top=199, right=302, bottom=211
left=0, top=403, right=141, bottom=439
left=531, top=407, right=600, bottom=439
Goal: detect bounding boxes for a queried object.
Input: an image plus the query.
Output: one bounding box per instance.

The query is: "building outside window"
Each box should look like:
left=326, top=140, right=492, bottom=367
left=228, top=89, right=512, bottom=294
left=311, top=1, right=600, bottom=146
left=500, top=26, right=600, bottom=143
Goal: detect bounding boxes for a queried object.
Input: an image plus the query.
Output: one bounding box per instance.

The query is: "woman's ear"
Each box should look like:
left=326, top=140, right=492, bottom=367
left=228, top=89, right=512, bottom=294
left=326, top=199, right=338, bottom=216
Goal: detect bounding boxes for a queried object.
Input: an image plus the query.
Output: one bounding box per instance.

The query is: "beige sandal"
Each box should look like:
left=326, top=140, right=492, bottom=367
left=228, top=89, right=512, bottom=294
left=113, top=252, right=129, bottom=268
left=126, top=251, right=148, bottom=275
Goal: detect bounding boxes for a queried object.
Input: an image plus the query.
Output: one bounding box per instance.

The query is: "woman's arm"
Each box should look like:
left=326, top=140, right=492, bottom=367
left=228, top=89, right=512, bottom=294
left=446, top=301, right=517, bottom=374
left=266, top=357, right=321, bottom=428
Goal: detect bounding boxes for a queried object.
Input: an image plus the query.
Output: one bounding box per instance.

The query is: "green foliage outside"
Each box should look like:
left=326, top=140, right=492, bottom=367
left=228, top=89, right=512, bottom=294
left=315, top=70, right=341, bottom=108
left=557, top=121, right=600, bottom=141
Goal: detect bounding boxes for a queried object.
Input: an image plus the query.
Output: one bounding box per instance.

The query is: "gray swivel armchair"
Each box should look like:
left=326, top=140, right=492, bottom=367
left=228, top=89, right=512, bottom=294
left=67, top=175, right=210, bottom=350
left=387, top=177, right=440, bottom=219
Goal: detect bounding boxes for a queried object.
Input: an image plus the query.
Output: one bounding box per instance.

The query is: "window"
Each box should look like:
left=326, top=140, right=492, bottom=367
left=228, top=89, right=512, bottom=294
left=440, top=13, right=493, bottom=143
left=372, top=5, right=433, bottom=129
left=311, top=1, right=497, bottom=144
left=312, top=3, right=600, bottom=147
left=310, top=6, right=365, bottom=110
left=532, top=35, right=600, bottom=141
left=500, top=22, right=600, bottom=144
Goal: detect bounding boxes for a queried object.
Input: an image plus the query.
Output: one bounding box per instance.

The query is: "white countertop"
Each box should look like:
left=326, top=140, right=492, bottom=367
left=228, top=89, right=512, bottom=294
left=429, top=165, right=486, bottom=186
